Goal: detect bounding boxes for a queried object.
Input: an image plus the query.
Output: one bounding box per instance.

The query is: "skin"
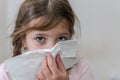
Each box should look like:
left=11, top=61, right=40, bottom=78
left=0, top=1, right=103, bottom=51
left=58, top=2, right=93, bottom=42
left=23, top=20, right=71, bottom=80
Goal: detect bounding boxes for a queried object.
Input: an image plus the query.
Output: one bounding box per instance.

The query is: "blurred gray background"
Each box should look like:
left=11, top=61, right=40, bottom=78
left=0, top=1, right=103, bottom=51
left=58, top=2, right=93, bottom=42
left=0, top=0, right=120, bottom=80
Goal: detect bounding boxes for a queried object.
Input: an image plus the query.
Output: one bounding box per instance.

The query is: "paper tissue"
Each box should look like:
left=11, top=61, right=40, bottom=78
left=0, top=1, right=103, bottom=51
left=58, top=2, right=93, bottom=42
left=4, top=40, right=78, bottom=80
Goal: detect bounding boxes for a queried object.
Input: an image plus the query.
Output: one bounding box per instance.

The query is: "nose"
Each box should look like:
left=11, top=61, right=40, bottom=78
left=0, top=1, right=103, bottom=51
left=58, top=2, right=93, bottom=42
left=45, top=40, right=57, bottom=49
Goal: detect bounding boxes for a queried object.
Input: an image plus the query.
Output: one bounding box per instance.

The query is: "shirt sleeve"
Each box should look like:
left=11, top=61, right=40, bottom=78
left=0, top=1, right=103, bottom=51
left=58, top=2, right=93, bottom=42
left=0, top=63, right=9, bottom=80
left=68, top=56, right=94, bottom=80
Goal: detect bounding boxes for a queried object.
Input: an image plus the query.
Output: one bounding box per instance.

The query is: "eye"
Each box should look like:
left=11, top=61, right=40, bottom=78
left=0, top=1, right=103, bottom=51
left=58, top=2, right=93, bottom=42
left=36, top=37, right=46, bottom=43
left=57, top=36, right=68, bottom=42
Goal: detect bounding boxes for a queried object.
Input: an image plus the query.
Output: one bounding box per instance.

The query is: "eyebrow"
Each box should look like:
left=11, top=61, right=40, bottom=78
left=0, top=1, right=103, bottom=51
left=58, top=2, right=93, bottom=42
left=35, top=33, right=48, bottom=36
left=57, top=33, right=70, bottom=36
left=35, top=32, right=70, bottom=37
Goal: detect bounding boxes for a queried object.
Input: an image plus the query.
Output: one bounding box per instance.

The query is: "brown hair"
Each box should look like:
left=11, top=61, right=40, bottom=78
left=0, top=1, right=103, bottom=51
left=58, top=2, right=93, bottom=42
left=11, top=0, right=76, bottom=56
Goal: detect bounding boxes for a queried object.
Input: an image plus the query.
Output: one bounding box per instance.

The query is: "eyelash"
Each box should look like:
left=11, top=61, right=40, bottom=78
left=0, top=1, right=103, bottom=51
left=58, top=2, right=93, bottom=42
left=57, top=36, right=68, bottom=42
left=35, top=36, right=68, bottom=43
left=35, top=37, right=47, bottom=43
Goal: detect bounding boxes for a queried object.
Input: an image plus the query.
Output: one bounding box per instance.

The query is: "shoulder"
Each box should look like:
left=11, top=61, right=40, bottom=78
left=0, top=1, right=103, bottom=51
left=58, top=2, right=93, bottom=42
left=0, top=63, right=9, bottom=80
left=68, top=56, right=94, bottom=80
left=0, top=63, right=6, bottom=72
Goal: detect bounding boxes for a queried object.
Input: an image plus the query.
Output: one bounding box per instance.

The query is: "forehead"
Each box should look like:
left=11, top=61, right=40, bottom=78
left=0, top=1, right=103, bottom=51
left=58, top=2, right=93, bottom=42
left=29, top=17, right=68, bottom=26
left=26, top=20, right=70, bottom=35
left=26, top=17, right=69, bottom=31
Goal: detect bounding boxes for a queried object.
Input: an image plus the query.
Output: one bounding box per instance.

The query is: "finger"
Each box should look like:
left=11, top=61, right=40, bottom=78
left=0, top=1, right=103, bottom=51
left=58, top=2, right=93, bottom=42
left=55, top=54, right=66, bottom=71
left=41, top=56, right=52, bottom=79
left=46, top=53, right=58, bottom=74
left=36, top=70, right=45, bottom=80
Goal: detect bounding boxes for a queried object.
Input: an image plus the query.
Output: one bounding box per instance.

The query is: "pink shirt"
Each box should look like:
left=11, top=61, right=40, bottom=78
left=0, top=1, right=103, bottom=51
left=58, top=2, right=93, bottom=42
left=0, top=64, right=9, bottom=80
left=0, top=57, right=94, bottom=80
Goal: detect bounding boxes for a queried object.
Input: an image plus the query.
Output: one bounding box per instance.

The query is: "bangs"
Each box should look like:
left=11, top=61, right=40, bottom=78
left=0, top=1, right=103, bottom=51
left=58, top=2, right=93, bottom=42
left=26, top=15, right=64, bottom=31
left=11, top=15, right=74, bottom=40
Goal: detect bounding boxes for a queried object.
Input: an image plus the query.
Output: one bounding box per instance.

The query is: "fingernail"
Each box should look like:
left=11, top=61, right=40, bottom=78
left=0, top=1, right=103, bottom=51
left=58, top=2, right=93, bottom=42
left=46, top=54, right=50, bottom=58
left=57, top=54, right=61, bottom=61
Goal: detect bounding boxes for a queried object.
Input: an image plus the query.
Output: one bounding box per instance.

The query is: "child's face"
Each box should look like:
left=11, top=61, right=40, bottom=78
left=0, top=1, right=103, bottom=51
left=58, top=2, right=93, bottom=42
left=23, top=22, right=71, bottom=51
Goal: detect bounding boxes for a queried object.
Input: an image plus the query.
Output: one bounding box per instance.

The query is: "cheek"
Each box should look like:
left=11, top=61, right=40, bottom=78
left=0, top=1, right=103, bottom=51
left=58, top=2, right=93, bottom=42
left=27, top=45, right=39, bottom=51
left=26, top=39, right=42, bottom=50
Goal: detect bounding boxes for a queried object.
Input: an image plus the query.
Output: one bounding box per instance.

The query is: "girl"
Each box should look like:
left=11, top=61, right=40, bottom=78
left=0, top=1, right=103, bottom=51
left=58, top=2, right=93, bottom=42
left=0, top=0, right=94, bottom=80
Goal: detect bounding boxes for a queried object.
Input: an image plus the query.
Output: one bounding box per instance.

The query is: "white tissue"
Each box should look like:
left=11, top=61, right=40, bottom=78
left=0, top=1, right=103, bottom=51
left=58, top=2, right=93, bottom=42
left=4, top=40, right=78, bottom=80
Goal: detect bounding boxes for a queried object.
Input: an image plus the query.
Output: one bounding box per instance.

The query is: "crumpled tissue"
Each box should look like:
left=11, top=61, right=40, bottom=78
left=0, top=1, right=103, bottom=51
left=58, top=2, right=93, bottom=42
left=4, top=40, right=78, bottom=80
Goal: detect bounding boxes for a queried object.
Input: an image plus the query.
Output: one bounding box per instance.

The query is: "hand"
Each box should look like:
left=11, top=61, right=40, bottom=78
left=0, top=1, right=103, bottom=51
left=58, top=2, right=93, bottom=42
left=36, top=53, right=69, bottom=80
